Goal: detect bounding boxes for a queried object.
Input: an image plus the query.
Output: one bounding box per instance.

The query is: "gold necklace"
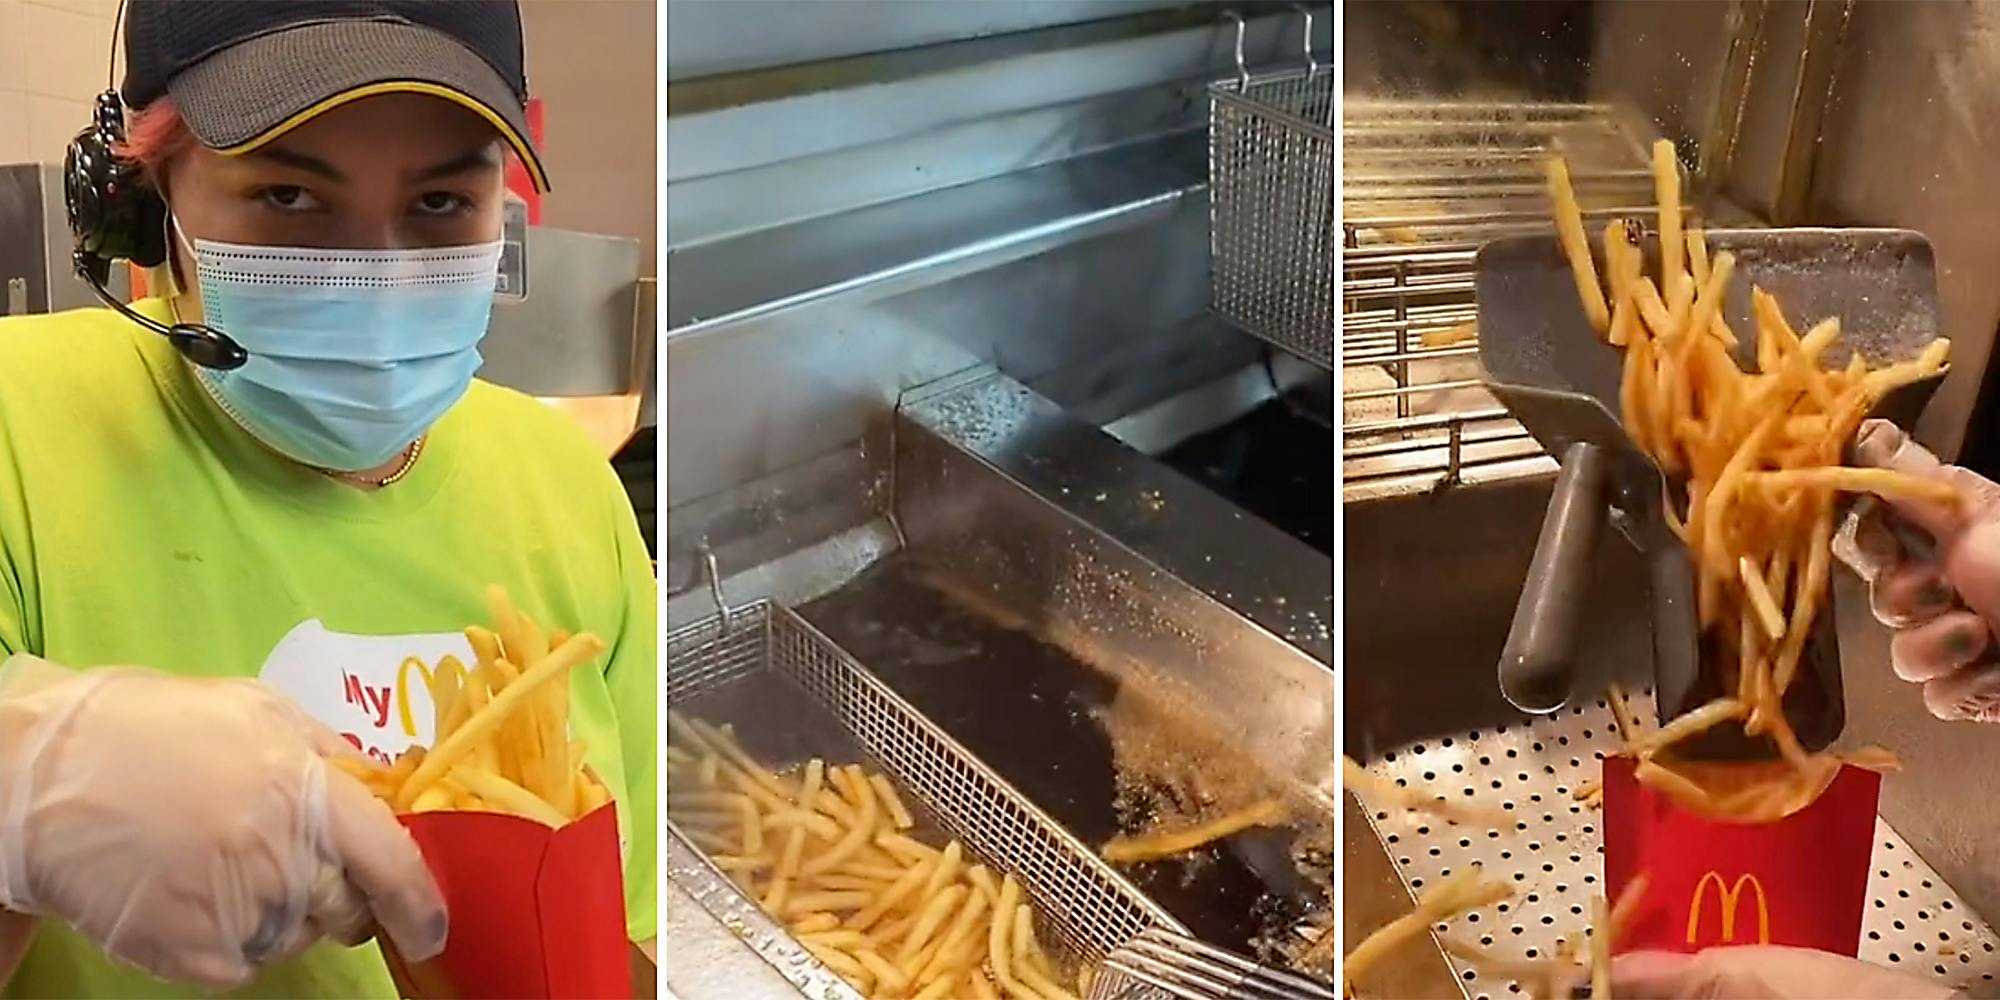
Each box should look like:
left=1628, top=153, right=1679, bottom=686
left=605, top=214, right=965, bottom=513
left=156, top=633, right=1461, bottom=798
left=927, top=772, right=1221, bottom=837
left=322, top=435, right=426, bottom=488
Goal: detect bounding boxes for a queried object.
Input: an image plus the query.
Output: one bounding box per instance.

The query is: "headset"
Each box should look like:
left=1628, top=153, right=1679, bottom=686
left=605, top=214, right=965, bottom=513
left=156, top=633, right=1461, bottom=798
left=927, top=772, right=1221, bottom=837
left=61, top=0, right=246, bottom=370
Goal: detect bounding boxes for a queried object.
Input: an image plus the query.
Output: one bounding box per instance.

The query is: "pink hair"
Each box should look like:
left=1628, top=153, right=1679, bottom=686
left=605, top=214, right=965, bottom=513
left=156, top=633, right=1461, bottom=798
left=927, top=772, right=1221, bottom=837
left=114, top=97, right=199, bottom=180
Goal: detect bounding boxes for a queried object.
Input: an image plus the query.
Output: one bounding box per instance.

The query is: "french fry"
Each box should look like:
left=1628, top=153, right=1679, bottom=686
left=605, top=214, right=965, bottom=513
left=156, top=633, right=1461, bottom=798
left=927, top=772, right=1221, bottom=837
left=1546, top=156, right=1610, bottom=333
left=1634, top=276, right=1673, bottom=341
left=896, top=884, right=966, bottom=965
left=1687, top=224, right=1709, bottom=289
left=1342, top=756, right=1512, bottom=827
left=911, top=970, right=962, bottom=1000
left=801, top=768, right=878, bottom=876
left=1591, top=896, right=1612, bottom=999
left=1739, top=555, right=1787, bottom=642
left=1344, top=868, right=1512, bottom=990
left=1102, top=798, right=1289, bottom=863
left=988, top=875, right=1022, bottom=995
left=804, top=944, right=868, bottom=983
left=848, top=857, right=936, bottom=932
left=1654, top=139, right=1684, bottom=299
left=870, top=773, right=916, bottom=830
left=915, top=885, right=991, bottom=983
left=856, top=949, right=910, bottom=995
left=1604, top=218, right=1632, bottom=307
left=1622, top=698, right=1747, bottom=758
left=1747, top=467, right=1960, bottom=506
left=968, top=969, right=1001, bottom=1000
left=1607, top=683, right=1639, bottom=745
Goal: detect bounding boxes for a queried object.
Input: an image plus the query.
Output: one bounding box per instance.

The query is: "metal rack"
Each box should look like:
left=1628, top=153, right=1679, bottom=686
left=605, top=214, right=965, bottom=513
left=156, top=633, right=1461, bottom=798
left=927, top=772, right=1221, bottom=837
left=1210, top=7, right=1334, bottom=369
left=1340, top=100, right=1659, bottom=499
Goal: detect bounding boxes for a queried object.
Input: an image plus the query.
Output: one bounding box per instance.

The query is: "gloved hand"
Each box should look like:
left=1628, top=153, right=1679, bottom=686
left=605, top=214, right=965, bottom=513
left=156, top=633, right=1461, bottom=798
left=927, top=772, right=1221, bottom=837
left=1834, top=419, right=2000, bottom=721
left=1612, top=946, right=1962, bottom=999
left=0, top=655, right=447, bottom=989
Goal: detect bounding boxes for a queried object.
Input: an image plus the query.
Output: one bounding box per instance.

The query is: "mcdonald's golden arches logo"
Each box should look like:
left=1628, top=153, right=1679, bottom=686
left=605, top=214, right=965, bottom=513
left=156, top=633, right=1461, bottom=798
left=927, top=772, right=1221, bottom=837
left=1686, top=872, right=1770, bottom=945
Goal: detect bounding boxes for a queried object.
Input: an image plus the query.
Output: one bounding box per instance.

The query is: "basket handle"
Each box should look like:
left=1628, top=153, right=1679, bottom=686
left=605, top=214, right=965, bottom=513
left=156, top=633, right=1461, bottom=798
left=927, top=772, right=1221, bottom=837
left=1225, top=6, right=1325, bottom=87
left=1294, top=3, right=1320, bottom=79
left=697, top=542, right=733, bottom=631
left=1222, top=10, right=1248, bottom=90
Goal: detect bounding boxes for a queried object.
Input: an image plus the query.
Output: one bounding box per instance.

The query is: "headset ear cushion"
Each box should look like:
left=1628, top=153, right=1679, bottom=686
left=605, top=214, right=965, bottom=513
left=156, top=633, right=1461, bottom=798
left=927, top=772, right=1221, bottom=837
left=62, top=90, right=169, bottom=268
left=124, top=185, right=169, bottom=268
left=63, top=128, right=109, bottom=244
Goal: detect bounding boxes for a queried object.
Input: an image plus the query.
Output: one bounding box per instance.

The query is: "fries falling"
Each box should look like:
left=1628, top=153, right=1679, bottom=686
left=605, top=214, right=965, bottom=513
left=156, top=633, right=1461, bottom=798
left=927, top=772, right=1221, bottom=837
left=1343, top=868, right=1512, bottom=993
left=1544, top=141, right=1941, bottom=820
left=336, top=586, right=610, bottom=825
left=1099, top=798, right=1289, bottom=864
left=666, top=711, right=1084, bottom=1000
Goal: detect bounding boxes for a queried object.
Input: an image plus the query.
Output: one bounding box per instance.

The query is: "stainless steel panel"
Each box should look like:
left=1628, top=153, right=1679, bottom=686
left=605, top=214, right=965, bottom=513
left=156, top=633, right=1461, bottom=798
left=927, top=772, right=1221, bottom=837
left=663, top=152, right=1239, bottom=511
left=635, top=278, right=658, bottom=429
left=480, top=227, right=642, bottom=397
left=665, top=7, right=1327, bottom=246
left=902, top=368, right=1331, bottom=666
left=667, top=136, right=1204, bottom=333
left=0, top=167, right=46, bottom=317
left=1804, top=0, right=2000, bottom=461
left=664, top=0, right=1188, bottom=82
left=0, top=163, right=129, bottom=316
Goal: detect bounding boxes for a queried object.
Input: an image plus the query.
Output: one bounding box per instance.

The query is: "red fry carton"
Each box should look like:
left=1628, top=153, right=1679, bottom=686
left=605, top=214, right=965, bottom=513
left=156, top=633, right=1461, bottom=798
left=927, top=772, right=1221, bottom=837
left=382, top=802, right=630, bottom=1000
left=1602, top=756, right=1879, bottom=956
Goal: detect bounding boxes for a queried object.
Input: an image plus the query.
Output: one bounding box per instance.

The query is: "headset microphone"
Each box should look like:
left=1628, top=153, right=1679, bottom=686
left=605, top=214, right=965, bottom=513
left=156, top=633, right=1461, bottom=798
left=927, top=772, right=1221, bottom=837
left=61, top=1, right=246, bottom=370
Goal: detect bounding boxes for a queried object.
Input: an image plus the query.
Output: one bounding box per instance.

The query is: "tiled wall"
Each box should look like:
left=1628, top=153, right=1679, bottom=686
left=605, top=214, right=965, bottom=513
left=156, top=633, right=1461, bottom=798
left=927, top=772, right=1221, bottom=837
left=521, top=0, right=658, bottom=274
left=0, top=0, right=120, bottom=167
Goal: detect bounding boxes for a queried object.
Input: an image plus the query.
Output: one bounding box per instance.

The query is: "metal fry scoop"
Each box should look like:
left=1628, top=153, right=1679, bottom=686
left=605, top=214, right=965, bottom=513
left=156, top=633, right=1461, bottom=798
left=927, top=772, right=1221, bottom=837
left=1475, top=228, right=1947, bottom=756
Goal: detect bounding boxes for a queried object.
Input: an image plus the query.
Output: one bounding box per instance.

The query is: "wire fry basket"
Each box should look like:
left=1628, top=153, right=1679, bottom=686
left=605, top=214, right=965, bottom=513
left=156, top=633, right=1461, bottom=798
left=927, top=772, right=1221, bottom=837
left=1210, top=7, right=1335, bottom=369
left=666, top=578, right=1184, bottom=998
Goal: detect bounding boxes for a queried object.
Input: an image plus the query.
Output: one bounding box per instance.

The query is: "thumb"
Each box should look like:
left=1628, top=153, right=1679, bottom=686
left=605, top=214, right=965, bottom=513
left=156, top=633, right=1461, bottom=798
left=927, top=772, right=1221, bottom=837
left=1851, top=420, right=1995, bottom=542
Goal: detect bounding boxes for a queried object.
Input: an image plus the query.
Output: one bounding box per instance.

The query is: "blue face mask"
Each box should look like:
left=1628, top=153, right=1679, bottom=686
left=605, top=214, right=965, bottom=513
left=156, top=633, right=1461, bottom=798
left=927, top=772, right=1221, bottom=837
left=180, top=229, right=503, bottom=472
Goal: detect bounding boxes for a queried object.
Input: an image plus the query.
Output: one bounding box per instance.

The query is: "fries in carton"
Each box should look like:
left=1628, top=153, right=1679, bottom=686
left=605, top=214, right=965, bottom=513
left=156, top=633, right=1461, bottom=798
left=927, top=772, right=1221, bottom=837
left=1602, top=756, right=1879, bottom=956
left=341, top=587, right=628, bottom=999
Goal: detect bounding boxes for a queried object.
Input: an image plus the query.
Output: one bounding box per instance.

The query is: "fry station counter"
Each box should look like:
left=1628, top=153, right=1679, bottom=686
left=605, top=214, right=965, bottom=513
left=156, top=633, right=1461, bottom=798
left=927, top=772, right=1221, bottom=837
left=662, top=4, right=1331, bottom=998
left=1343, top=3, right=2000, bottom=997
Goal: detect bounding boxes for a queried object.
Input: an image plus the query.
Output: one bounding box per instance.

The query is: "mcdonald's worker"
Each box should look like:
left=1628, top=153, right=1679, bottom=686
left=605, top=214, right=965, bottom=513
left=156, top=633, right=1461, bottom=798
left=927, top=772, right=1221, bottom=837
left=1613, top=945, right=1959, bottom=998
left=0, top=2, right=655, bottom=997
left=1841, top=420, right=2000, bottom=719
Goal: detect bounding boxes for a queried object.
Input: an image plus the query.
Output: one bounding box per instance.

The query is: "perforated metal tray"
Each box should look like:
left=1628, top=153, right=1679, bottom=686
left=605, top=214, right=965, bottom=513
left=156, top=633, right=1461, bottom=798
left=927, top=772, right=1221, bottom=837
left=666, top=599, right=1184, bottom=996
left=1350, top=689, right=2000, bottom=999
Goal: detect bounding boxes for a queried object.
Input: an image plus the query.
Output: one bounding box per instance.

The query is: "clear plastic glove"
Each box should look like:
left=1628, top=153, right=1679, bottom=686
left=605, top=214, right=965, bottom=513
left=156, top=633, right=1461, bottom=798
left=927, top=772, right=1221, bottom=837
left=1834, top=419, right=2000, bottom=721
left=0, top=655, right=447, bottom=989
left=1611, top=946, right=1962, bottom=999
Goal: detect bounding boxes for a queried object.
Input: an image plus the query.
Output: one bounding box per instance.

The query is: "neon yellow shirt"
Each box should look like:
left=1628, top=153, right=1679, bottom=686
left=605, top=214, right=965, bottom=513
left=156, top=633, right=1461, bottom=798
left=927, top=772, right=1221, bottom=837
left=0, top=302, right=656, bottom=999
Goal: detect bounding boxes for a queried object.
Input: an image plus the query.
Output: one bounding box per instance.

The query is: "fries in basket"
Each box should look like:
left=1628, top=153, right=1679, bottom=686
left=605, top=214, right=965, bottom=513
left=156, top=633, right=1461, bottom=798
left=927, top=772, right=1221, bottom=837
left=667, top=711, right=1086, bottom=1000
left=1543, top=140, right=1937, bottom=819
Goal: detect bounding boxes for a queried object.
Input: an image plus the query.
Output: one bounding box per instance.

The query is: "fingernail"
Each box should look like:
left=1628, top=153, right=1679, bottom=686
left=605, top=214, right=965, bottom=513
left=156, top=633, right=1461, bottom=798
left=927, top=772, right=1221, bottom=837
left=1949, top=628, right=1986, bottom=659
left=242, top=902, right=293, bottom=964
left=1855, top=420, right=1901, bottom=464
left=422, top=909, right=449, bottom=959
